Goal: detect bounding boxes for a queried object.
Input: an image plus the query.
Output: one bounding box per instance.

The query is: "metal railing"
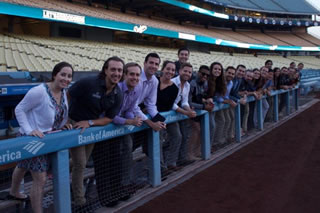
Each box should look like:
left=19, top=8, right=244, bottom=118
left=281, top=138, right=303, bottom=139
left=0, top=87, right=299, bottom=213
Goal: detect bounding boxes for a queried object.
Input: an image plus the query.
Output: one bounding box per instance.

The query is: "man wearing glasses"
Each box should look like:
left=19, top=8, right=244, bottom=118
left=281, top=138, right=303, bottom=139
left=187, top=65, right=214, bottom=160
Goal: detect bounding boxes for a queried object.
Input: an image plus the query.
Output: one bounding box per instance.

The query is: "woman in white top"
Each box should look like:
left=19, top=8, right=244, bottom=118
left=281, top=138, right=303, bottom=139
left=8, top=62, right=73, bottom=213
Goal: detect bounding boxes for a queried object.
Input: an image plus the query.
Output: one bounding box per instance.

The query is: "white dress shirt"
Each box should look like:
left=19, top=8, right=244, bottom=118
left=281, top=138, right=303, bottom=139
left=172, top=76, right=191, bottom=110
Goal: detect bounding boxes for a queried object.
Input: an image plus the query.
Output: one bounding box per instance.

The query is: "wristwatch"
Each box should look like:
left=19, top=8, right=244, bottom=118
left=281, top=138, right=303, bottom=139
left=88, top=120, right=94, bottom=126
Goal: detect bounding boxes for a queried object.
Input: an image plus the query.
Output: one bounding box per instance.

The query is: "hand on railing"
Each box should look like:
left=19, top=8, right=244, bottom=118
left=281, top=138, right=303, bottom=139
left=239, top=96, right=247, bottom=105
left=62, top=123, right=73, bottom=130
left=186, top=110, right=197, bottom=118
left=73, top=120, right=90, bottom=133
left=29, top=130, right=44, bottom=138
left=146, top=120, right=166, bottom=131
left=126, top=116, right=143, bottom=126
left=203, top=98, right=214, bottom=112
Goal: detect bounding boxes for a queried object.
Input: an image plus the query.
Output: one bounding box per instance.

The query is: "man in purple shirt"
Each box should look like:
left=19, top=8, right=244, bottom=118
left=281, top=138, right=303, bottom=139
left=113, top=62, right=144, bottom=202
left=113, top=63, right=144, bottom=126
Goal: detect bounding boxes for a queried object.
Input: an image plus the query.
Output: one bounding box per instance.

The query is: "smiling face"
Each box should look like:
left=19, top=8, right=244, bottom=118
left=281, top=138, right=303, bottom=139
left=236, top=66, right=246, bottom=79
left=144, top=56, right=160, bottom=79
left=161, top=62, right=175, bottom=80
left=105, top=60, right=123, bottom=85
left=265, top=61, right=273, bottom=69
left=298, top=63, right=304, bottom=71
left=290, top=62, right=296, bottom=69
left=225, top=68, right=235, bottom=82
left=260, top=67, right=268, bottom=78
left=211, top=64, right=222, bottom=78
left=267, top=71, right=274, bottom=80
left=253, top=70, right=261, bottom=80
left=281, top=67, right=288, bottom=75
left=179, top=65, right=193, bottom=82
left=52, top=66, right=73, bottom=89
left=244, top=71, right=253, bottom=81
left=178, top=50, right=189, bottom=64
left=198, top=68, right=210, bottom=83
left=125, top=66, right=141, bottom=90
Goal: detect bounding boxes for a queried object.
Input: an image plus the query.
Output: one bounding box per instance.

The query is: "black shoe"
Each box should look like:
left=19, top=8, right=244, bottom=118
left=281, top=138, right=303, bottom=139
left=102, top=200, right=119, bottom=207
left=177, top=159, right=195, bottom=166
left=119, top=194, right=132, bottom=201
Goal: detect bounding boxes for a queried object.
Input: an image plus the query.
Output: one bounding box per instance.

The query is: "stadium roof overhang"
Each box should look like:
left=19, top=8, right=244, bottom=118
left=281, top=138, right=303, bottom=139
left=0, top=1, right=319, bottom=52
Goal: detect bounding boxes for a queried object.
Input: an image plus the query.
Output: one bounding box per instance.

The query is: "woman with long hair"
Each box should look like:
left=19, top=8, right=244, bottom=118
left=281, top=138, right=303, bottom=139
left=156, top=61, right=180, bottom=171
left=247, top=68, right=261, bottom=130
left=9, top=62, right=73, bottom=213
left=207, top=62, right=227, bottom=150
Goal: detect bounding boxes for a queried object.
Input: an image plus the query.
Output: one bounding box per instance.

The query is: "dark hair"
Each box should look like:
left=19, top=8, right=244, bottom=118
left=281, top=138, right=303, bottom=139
left=273, top=67, right=280, bottom=72
left=290, top=62, right=296, bottom=66
left=226, top=66, right=236, bottom=72
left=198, top=65, right=210, bottom=72
left=180, top=62, right=193, bottom=70
left=161, top=60, right=175, bottom=71
left=51, top=61, right=74, bottom=81
left=298, top=62, right=304, bottom=66
left=144, top=53, right=161, bottom=64
left=177, top=47, right=190, bottom=55
left=236, top=64, right=246, bottom=70
left=124, top=62, right=141, bottom=75
left=265, top=60, right=273, bottom=66
left=99, top=56, right=125, bottom=79
left=208, top=62, right=226, bottom=97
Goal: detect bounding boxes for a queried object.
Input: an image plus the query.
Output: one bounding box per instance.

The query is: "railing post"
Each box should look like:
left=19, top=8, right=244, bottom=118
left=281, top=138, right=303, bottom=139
left=294, top=89, right=299, bottom=111
left=148, top=129, right=161, bottom=187
left=235, top=104, right=241, bottom=143
left=200, top=112, right=210, bottom=160
left=273, top=94, right=279, bottom=122
left=286, top=91, right=290, bottom=116
left=51, top=149, right=71, bottom=213
left=257, top=99, right=263, bottom=130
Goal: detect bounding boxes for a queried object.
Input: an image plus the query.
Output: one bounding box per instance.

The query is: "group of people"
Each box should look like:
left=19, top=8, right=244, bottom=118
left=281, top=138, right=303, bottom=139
left=7, top=47, right=302, bottom=212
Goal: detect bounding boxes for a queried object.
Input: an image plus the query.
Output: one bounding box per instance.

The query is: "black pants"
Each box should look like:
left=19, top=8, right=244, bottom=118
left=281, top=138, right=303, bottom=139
left=92, top=137, right=122, bottom=204
left=132, top=130, right=148, bottom=155
left=247, top=101, right=256, bottom=130
left=279, top=93, right=287, bottom=113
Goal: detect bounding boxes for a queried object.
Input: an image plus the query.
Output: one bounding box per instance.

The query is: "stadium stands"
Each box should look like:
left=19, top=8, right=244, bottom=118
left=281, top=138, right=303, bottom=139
left=1, top=33, right=320, bottom=72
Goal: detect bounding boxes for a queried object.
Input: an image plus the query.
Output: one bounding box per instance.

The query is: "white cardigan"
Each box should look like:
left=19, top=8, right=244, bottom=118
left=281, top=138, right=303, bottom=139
left=15, top=84, right=68, bottom=135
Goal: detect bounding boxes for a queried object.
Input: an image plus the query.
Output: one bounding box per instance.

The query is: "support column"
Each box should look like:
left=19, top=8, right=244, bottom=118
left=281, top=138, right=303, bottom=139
left=294, top=89, right=299, bottom=111
left=273, top=94, right=279, bottom=122
left=286, top=91, right=290, bottom=116
left=235, top=104, right=241, bottom=143
left=148, top=129, right=161, bottom=187
left=52, top=150, right=71, bottom=213
left=257, top=99, right=263, bottom=131
left=200, top=112, right=210, bottom=160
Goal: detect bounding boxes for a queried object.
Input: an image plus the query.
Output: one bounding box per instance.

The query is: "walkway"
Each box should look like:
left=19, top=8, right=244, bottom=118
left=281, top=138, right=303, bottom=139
left=132, top=100, right=320, bottom=213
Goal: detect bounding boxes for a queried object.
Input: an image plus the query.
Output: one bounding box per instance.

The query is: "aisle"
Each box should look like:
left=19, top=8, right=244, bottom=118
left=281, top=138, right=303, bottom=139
left=132, top=102, right=320, bottom=213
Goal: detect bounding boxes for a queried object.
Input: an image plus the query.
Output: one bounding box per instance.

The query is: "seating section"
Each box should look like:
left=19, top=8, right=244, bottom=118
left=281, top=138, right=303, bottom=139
left=0, top=33, right=319, bottom=72
left=206, top=0, right=319, bottom=13
left=264, top=31, right=316, bottom=47
left=2, top=0, right=320, bottom=48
